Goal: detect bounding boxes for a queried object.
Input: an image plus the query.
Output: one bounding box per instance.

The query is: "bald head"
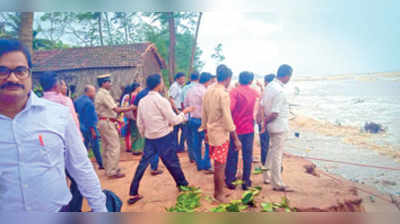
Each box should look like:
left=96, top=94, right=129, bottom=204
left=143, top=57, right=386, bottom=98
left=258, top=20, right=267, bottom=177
left=84, top=85, right=96, bottom=99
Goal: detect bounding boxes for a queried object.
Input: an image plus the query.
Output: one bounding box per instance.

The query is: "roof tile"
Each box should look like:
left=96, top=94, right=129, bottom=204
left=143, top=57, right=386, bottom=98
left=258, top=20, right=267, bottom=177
left=32, top=43, right=152, bottom=72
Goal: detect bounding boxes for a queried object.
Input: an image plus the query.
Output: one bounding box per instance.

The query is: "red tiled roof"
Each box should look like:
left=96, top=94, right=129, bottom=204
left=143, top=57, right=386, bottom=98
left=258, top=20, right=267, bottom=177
left=32, top=42, right=165, bottom=72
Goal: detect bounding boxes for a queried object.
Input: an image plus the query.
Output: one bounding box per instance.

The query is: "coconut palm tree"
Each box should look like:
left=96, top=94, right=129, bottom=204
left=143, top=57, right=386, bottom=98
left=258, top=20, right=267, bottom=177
left=19, top=12, right=34, bottom=55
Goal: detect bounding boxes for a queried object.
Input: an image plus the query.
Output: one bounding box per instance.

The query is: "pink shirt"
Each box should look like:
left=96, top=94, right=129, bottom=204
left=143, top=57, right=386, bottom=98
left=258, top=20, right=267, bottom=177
left=184, top=82, right=206, bottom=119
left=43, top=91, right=81, bottom=131
left=230, top=85, right=260, bottom=135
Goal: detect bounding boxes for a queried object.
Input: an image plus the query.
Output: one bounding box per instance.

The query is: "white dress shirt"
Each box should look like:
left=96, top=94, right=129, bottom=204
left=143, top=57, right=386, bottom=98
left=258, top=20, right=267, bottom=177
left=137, top=91, right=186, bottom=139
left=262, top=79, right=289, bottom=133
left=0, top=92, right=107, bottom=212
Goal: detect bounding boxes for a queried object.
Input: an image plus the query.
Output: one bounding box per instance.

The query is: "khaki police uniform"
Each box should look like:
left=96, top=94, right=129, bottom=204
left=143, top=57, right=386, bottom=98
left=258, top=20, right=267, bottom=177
left=95, top=74, right=122, bottom=177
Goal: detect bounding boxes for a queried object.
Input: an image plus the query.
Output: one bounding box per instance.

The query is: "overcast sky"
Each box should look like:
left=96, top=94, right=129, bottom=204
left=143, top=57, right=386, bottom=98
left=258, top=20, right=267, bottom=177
left=198, top=1, right=400, bottom=76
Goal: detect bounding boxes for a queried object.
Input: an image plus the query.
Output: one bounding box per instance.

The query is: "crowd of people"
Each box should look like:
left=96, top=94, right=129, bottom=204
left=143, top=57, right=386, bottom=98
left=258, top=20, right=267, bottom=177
left=0, top=39, right=294, bottom=212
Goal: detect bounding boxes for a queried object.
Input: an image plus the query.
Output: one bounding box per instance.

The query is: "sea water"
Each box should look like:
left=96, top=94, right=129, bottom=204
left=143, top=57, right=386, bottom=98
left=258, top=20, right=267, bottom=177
left=289, top=75, right=400, bottom=150
left=283, top=74, right=400, bottom=195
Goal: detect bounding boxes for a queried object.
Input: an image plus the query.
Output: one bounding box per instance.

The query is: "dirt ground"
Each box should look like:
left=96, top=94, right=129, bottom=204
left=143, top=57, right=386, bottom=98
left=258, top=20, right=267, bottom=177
left=81, top=141, right=390, bottom=212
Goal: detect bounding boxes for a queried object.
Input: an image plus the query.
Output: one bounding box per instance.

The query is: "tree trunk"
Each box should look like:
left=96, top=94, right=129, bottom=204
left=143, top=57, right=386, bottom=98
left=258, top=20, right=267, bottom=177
left=189, top=12, right=202, bottom=74
left=104, top=12, right=113, bottom=45
left=19, top=12, right=34, bottom=55
left=97, top=13, right=104, bottom=46
left=124, top=13, right=129, bottom=43
left=168, top=12, right=176, bottom=84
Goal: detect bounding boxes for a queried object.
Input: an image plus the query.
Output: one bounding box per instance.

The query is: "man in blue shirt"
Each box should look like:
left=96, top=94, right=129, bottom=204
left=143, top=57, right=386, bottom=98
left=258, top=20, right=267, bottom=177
left=75, top=85, right=104, bottom=169
left=0, top=39, right=107, bottom=212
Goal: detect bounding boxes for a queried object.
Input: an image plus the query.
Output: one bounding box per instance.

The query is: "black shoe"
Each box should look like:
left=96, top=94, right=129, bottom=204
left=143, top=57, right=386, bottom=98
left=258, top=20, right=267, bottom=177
left=127, top=195, right=143, bottom=205
left=132, top=151, right=143, bottom=156
left=242, top=184, right=250, bottom=191
left=226, top=183, right=236, bottom=190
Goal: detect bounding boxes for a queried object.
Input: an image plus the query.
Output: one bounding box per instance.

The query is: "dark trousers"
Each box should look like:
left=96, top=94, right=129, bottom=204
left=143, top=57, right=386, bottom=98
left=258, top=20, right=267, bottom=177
left=129, top=132, right=189, bottom=196
left=225, top=133, right=255, bottom=187
left=259, top=126, right=270, bottom=165
left=82, top=127, right=103, bottom=167
left=151, top=152, right=159, bottom=171
left=173, top=123, right=186, bottom=152
left=188, top=118, right=211, bottom=170
left=186, top=121, right=195, bottom=161
left=66, top=171, right=83, bottom=212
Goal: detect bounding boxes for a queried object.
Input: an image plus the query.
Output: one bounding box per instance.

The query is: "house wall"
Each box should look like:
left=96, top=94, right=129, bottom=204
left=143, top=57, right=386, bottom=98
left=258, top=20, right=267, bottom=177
left=143, top=51, right=163, bottom=77
left=33, top=66, right=144, bottom=101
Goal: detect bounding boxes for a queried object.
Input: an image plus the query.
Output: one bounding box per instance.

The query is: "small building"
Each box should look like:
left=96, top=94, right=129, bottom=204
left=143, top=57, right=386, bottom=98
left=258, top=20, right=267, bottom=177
left=32, top=43, right=166, bottom=99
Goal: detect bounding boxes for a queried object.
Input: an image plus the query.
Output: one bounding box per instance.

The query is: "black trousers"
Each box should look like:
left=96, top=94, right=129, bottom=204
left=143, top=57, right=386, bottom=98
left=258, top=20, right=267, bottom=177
left=173, top=123, right=186, bottom=152
left=129, top=132, right=189, bottom=196
left=65, top=171, right=83, bottom=212
left=225, top=133, right=255, bottom=187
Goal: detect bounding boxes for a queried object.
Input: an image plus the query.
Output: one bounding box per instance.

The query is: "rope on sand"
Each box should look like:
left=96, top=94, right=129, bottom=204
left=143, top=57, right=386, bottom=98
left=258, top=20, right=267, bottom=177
left=285, top=143, right=400, bottom=171
left=320, top=171, right=395, bottom=205
left=297, top=155, right=400, bottom=171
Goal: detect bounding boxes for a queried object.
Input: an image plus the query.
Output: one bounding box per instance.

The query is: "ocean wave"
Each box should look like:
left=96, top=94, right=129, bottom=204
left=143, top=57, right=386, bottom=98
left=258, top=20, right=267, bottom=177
left=293, top=72, right=400, bottom=82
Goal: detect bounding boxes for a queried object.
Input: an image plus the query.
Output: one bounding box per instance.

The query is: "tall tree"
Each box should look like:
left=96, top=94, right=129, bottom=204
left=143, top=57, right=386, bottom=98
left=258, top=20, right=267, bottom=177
left=188, top=12, right=202, bottom=74
left=19, top=12, right=34, bottom=55
left=95, top=12, right=104, bottom=46
left=39, top=12, right=72, bottom=42
left=0, top=12, right=20, bottom=38
left=72, top=12, right=103, bottom=46
left=104, top=12, right=114, bottom=45
left=168, top=12, right=176, bottom=83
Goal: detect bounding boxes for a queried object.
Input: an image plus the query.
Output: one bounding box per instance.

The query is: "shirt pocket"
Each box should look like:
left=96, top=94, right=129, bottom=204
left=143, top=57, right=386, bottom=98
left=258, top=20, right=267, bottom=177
left=24, top=132, right=65, bottom=167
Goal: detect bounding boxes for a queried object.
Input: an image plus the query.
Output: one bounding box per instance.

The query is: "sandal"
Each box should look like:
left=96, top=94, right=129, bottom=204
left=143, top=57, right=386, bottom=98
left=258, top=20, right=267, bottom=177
left=127, top=195, right=143, bottom=205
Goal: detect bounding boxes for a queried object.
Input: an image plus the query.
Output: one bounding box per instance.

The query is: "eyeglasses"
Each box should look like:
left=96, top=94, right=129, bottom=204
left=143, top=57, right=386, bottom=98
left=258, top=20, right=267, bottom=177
left=0, top=66, right=31, bottom=80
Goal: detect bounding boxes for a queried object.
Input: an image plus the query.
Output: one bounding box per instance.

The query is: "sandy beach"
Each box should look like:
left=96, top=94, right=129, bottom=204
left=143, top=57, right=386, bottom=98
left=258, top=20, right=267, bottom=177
left=82, top=72, right=400, bottom=212
left=82, top=120, right=399, bottom=212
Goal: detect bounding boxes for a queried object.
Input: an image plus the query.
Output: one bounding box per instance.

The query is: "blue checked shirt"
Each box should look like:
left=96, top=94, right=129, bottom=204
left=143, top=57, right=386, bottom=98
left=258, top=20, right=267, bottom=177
left=0, top=92, right=107, bottom=212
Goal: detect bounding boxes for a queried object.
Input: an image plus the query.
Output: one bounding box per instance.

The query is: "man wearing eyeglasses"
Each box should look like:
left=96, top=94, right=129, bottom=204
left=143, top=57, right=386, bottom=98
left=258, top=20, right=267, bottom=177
left=0, top=39, right=107, bottom=212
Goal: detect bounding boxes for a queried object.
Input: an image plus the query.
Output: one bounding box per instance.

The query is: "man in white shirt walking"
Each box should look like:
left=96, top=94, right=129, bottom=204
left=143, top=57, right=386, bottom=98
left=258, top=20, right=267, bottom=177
left=128, top=74, right=194, bottom=205
left=262, top=64, right=294, bottom=192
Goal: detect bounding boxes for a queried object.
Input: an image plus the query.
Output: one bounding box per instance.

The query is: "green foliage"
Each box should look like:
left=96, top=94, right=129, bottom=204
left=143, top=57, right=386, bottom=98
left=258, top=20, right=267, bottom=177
left=1, top=11, right=204, bottom=88
left=0, top=12, right=20, bottom=38
left=142, top=23, right=204, bottom=83
left=261, top=197, right=296, bottom=212
left=253, top=167, right=263, bottom=175
left=0, top=12, right=71, bottom=50
left=232, top=179, right=244, bottom=186
left=211, top=43, right=225, bottom=65
left=241, top=186, right=261, bottom=206
left=166, top=186, right=202, bottom=212
left=211, top=200, right=248, bottom=212
left=211, top=186, right=261, bottom=212
left=33, top=28, right=70, bottom=50
left=166, top=185, right=296, bottom=213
